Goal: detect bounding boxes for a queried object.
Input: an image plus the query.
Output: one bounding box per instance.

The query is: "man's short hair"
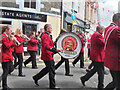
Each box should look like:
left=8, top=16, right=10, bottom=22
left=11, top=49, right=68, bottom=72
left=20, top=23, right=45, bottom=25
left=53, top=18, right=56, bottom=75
left=44, top=24, right=51, bottom=31
left=96, top=25, right=104, bottom=32
left=112, top=13, right=120, bottom=23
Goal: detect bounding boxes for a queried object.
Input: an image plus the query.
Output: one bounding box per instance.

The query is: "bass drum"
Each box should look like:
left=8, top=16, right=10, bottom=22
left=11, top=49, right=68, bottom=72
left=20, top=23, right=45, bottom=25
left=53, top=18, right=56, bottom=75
left=56, top=32, right=82, bottom=59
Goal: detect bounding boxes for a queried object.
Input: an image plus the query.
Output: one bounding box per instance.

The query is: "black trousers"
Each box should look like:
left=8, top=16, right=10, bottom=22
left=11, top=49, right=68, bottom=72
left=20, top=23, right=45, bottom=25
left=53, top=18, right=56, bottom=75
left=88, top=61, right=94, bottom=69
left=12, top=52, right=17, bottom=64
left=105, top=70, right=120, bottom=90
left=2, top=60, right=14, bottom=88
left=55, top=57, right=70, bottom=74
left=33, top=60, right=55, bottom=88
left=88, top=48, right=90, bottom=58
left=72, top=52, right=84, bottom=68
left=24, top=51, right=37, bottom=68
left=14, top=53, right=23, bottom=75
left=82, top=61, right=104, bottom=89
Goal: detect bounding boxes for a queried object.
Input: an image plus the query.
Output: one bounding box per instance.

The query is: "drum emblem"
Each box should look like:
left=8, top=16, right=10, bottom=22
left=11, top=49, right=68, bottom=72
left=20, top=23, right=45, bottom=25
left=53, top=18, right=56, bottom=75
left=62, top=36, right=77, bottom=51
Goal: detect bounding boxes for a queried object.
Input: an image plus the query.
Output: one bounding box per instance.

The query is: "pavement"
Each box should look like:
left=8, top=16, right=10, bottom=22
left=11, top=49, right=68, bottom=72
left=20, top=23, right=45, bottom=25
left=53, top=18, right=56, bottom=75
left=0, top=54, right=112, bottom=90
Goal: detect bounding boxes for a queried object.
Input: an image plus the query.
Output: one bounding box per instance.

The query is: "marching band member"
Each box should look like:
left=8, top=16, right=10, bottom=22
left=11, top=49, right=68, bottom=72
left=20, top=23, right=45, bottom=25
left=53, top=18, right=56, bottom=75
left=104, top=13, right=120, bottom=90
left=32, top=24, right=61, bottom=89
left=80, top=26, right=105, bottom=89
left=24, top=31, right=39, bottom=69
left=14, top=28, right=27, bottom=77
left=55, top=29, right=73, bottom=76
left=1, top=26, right=16, bottom=90
left=72, top=31, right=85, bottom=68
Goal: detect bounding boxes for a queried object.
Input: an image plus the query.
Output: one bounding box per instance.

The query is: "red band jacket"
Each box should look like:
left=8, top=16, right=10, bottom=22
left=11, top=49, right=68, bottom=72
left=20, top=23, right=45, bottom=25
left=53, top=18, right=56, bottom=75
left=2, top=33, right=14, bottom=62
left=90, top=32, right=105, bottom=62
left=41, top=33, right=54, bottom=61
left=27, top=36, right=38, bottom=51
left=14, top=35, right=25, bottom=53
left=104, top=24, right=120, bottom=71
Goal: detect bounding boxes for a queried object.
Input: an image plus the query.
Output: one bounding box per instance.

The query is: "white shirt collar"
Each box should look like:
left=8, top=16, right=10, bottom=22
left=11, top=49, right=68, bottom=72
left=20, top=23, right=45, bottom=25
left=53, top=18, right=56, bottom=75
left=4, top=32, right=8, bottom=37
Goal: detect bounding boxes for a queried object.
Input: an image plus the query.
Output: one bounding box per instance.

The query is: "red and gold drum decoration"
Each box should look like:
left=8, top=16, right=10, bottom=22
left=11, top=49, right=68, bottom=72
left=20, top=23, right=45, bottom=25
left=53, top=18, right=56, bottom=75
left=56, top=32, right=82, bottom=59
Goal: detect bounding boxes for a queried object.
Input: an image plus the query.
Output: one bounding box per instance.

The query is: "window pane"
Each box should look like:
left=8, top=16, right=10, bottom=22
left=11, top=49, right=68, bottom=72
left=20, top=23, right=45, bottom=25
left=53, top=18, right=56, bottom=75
left=24, top=0, right=30, bottom=8
left=31, top=0, right=36, bottom=9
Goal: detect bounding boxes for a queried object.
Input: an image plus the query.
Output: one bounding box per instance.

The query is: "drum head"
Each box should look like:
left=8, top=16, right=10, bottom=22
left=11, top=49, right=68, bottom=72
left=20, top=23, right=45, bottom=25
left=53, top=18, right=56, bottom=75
left=56, top=32, right=82, bottom=59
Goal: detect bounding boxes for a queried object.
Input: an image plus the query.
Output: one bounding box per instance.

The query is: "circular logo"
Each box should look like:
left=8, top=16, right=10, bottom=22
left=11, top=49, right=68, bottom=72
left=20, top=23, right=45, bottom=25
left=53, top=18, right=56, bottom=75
left=62, top=36, right=77, bottom=51
left=56, top=32, right=82, bottom=59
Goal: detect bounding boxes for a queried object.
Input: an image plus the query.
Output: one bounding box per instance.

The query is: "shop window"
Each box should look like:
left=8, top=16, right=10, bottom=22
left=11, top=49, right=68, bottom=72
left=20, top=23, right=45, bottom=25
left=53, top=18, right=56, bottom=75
left=67, top=23, right=72, bottom=32
left=22, top=23, right=37, bottom=56
left=1, top=21, right=11, bottom=25
left=22, top=23, right=37, bottom=36
left=24, top=0, right=36, bottom=9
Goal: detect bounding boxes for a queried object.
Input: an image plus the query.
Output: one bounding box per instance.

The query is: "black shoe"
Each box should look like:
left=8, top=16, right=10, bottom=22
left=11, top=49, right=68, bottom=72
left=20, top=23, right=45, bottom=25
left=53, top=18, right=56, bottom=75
left=86, top=69, right=90, bottom=72
left=80, top=77, right=85, bottom=86
left=18, top=74, right=25, bottom=77
left=80, top=66, right=86, bottom=69
left=72, top=62, right=75, bottom=67
left=50, top=86, right=60, bottom=89
left=32, top=67, right=38, bottom=69
left=65, top=74, right=73, bottom=76
left=24, top=62, right=26, bottom=67
left=32, top=76, right=39, bottom=86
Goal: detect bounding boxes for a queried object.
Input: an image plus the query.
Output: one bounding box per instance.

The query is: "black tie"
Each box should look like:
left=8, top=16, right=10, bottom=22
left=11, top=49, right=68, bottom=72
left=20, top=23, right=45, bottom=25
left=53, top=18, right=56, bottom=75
left=50, top=35, right=52, bottom=40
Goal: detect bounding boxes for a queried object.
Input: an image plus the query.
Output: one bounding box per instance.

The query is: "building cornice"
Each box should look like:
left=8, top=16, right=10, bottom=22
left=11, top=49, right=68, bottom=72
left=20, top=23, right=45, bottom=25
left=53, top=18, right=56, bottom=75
left=0, top=7, right=61, bottom=18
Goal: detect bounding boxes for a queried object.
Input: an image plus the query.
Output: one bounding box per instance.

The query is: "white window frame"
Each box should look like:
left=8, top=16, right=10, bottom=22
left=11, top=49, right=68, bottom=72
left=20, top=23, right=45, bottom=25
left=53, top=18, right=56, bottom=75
left=19, top=20, right=41, bottom=52
left=19, top=20, right=41, bottom=32
left=17, top=0, right=41, bottom=12
left=24, top=0, right=37, bottom=10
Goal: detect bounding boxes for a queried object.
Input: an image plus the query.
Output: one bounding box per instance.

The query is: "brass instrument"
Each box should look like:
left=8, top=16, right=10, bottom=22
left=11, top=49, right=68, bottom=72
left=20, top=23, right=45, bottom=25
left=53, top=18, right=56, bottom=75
left=21, top=34, right=31, bottom=41
left=10, top=34, right=21, bottom=46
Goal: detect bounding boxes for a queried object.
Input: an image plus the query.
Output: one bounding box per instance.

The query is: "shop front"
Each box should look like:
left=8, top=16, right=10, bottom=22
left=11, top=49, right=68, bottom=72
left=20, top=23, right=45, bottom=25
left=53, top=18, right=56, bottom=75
left=63, top=11, right=86, bottom=33
left=0, top=8, right=48, bottom=55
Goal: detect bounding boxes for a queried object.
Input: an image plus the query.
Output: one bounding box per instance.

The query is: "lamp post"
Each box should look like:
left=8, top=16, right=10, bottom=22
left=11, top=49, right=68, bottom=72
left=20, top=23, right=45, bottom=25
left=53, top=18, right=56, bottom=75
left=60, top=0, right=63, bottom=29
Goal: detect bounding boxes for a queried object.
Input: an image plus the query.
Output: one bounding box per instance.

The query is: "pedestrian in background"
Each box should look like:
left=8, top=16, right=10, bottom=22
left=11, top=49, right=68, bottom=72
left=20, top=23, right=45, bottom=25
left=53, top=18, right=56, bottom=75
left=38, top=28, right=44, bottom=62
left=104, top=13, right=120, bottom=90
left=36, top=31, right=41, bottom=57
left=36, top=29, right=44, bottom=56
left=80, top=26, right=105, bottom=89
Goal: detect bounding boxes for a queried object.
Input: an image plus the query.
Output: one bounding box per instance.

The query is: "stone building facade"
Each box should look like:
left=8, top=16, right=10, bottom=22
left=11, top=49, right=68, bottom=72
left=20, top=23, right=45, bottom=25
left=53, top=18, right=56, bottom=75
left=0, top=0, right=61, bottom=54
